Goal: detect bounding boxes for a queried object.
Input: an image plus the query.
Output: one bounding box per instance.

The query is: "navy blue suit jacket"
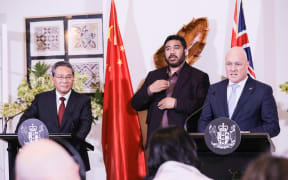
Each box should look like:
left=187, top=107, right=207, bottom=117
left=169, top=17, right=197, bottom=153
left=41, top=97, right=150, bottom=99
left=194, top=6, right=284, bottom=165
left=18, top=89, right=92, bottom=170
left=131, top=63, right=210, bottom=142
left=198, top=76, right=280, bottom=137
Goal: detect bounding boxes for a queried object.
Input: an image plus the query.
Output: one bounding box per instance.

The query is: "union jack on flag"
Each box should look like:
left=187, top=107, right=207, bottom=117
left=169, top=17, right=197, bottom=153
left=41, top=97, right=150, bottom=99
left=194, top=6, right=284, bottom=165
left=231, top=0, right=256, bottom=79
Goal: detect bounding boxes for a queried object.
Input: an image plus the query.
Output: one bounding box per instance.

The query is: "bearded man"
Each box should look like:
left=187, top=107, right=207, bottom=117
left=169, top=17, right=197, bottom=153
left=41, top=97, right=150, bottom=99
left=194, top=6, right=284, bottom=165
left=131, top=35, right=210, bottom=144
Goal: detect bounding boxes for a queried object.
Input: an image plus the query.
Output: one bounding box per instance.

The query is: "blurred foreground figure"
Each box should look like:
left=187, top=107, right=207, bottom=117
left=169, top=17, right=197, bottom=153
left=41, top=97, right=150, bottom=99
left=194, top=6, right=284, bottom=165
left=242, top=154, right=288, bottom=180
left=15, top=139, right=80, bottom=180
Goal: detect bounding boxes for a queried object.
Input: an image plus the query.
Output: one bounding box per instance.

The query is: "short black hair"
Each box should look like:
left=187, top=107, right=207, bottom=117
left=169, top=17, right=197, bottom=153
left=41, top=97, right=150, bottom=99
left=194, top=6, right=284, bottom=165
left=164, top=35, right=187, bottom=49
left=51, top=61, right=74, bottom=76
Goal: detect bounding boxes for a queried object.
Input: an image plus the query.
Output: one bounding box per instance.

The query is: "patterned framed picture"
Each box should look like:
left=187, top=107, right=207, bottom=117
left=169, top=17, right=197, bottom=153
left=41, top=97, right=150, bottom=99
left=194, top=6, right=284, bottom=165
left=69, top=57, right=104, bottom=93
left=68, top=17, right=103, bottom=55
left=25, top=14, right=104, bottom=94
left=29, top=20, right=65, bottom=57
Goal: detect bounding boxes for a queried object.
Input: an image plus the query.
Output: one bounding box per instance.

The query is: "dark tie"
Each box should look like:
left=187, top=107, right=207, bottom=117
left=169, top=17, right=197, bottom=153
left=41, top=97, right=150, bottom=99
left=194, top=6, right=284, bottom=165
left=58, top=97, right=65, bottom=125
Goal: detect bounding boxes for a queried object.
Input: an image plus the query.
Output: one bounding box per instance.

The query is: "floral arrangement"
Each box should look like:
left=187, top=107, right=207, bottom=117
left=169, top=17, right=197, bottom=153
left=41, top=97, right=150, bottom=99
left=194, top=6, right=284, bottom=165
left=91, top=88, right=104, bottom=121
left=0, top=62, right=103, bottom=121
left=280, top=82, right=288, bottom=112
left=280, top=82, right=288, bottom=94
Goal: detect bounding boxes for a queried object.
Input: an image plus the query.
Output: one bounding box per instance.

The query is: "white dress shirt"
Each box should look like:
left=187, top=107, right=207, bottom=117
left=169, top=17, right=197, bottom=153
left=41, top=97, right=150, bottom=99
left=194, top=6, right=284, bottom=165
left=227, top=76, right=248, bottom=112
left=55, top=90, right=72, bottom=113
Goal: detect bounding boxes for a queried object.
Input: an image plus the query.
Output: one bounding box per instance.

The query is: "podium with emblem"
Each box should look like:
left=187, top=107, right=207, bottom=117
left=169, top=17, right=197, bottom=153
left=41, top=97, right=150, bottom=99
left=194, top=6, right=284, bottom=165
left=190, top=117, right=274, bottom=179
left=0, top=118, right=94, bottom=180
left=0, top=133, right=76, bottom=180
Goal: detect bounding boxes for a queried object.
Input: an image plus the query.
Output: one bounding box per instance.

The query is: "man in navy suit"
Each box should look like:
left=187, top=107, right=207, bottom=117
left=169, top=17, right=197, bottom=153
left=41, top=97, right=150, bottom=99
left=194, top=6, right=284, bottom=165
left=17, top=61, right=92, bottom=170
left=131, top=35, right=210, bottom=144
left=198, top=47, right=280, bottom=137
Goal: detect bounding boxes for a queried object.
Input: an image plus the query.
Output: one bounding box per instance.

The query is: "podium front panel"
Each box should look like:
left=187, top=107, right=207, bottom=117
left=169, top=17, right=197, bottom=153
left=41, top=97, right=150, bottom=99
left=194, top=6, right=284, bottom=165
left=190, top=133, right=271, bottom=179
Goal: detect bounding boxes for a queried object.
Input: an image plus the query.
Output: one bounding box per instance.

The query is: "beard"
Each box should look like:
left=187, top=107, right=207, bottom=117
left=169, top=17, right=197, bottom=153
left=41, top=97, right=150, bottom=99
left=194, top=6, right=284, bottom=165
left=165, top=53, right=186, bottom=68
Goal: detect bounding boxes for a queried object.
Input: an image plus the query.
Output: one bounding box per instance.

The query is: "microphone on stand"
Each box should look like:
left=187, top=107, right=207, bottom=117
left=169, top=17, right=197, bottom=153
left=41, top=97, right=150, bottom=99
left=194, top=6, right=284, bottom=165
left=184, top=91, right=215, bottom=132
left=2, top=111, right=23, bottom=134
left=1, top=117, right=9, bottom=134
left=3, top=118, right=8, bottom=134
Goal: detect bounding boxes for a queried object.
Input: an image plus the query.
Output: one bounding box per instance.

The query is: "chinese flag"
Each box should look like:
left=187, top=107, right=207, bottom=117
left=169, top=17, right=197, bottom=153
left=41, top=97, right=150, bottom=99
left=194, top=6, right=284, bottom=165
left=101, top=1, right=146, bottom=180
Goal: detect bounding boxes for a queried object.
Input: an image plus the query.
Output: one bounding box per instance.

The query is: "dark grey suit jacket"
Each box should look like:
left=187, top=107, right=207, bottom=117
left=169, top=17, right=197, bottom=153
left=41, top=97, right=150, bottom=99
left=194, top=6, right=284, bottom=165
left=198, top=76, right=280, bottom=137
left=131, top=63, right=210, bottom=143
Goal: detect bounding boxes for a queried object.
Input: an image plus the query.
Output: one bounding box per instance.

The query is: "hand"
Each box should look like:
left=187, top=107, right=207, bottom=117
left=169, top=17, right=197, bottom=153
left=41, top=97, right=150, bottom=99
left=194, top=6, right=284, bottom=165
left=157, top=97, right=176, bottom=110
left=148, top=80, right=169, bottom=93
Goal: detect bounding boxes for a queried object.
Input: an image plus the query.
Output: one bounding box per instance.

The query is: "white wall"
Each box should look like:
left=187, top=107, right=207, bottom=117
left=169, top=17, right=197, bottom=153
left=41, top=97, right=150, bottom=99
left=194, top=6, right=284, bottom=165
left=0, top=0, right=288, bottom=179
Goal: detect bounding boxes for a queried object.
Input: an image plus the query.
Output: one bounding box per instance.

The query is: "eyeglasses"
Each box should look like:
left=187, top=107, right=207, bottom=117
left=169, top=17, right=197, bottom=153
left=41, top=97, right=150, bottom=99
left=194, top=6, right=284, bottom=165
left=54, top=75, right=74, bottom=81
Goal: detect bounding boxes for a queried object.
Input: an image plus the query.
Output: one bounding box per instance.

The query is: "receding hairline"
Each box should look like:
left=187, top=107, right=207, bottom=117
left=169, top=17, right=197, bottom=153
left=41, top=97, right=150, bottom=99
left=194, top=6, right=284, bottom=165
left=225, top=47, right=248, bottom=62
left=51, top=61, right=74, bottom=76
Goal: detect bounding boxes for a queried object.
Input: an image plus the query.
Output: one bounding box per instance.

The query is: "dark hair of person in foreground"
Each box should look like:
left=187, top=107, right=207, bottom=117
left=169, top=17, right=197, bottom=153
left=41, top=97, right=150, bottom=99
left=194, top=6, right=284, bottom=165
left=144, top=127, right=201, bottom=180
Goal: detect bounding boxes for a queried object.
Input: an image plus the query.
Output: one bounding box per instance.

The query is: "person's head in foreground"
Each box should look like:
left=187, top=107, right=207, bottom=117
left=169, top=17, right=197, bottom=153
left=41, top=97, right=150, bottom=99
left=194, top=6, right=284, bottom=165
left=242, top=153, right=288, bottom=180
left=15, top=139, right=80, bottom=180
left=145, top=127, right=211, bottom=180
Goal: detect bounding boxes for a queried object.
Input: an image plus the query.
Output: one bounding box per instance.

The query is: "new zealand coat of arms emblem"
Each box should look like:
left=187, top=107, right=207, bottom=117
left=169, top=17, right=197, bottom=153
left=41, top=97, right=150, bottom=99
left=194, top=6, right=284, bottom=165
left=204, top=117, right=241, bottom=155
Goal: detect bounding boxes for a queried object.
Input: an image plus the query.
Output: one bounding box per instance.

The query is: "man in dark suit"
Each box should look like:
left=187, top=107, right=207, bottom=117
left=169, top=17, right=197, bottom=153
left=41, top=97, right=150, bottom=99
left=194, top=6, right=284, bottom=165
left=131, top=35, right=210, bottom=143
left=17, top=61, right=92, bottom=170
left=198, top=47, right=280, bottom=137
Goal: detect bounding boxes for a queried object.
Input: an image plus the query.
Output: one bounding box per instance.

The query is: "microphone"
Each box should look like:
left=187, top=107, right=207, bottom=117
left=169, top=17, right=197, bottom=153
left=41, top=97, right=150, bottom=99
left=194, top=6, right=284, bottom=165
left=2, top=117, right=11, bottom=134
left=184, top=91, right=215, bottom=132
left=2, top=111, right=24, bottom=134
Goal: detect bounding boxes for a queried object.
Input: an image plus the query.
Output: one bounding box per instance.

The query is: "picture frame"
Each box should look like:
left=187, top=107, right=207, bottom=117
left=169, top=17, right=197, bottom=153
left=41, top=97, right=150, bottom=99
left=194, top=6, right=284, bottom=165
left=69, top=57, right=104, bottom=93
left=67, top=17, right=103, bottom=55
left=25, top=14, right=104, bottom=94
left=29, top=20, right=65, bottom=57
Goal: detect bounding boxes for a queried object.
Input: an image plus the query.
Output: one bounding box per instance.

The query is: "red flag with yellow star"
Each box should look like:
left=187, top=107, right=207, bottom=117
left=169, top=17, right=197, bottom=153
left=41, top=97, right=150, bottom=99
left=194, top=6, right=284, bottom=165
left=101, top=1, right=146, bottom=179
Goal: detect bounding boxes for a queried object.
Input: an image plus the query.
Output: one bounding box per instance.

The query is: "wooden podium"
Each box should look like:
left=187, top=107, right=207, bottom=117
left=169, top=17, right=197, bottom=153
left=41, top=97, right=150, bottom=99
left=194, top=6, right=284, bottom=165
left=0, top=133, right=93, bottom=180
left=190, top=133, right=274, bottom=180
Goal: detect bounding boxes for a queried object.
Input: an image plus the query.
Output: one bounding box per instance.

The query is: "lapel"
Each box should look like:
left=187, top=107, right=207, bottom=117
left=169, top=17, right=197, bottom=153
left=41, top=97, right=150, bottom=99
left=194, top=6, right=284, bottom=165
left=60, top=90, right=75, bottom=128
left=49, top=90, right=60, bottom=128
left=172, top=63, right=190, bottom=97
left=231, top=76, right=255, bottom=119
left=218, top=79, right=230, bottom=117
left=157, top=67, right=170, bottom=99
left=159, top=66, right=169, bottom=79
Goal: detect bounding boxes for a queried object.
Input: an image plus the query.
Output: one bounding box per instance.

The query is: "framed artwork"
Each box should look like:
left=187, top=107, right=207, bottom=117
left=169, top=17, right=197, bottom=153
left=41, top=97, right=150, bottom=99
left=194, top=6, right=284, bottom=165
left=68, top=18, right=103, bottom=55
left=29, top=20, right=65, bottom=57
left=25, top=14, right=104, bottom=93
left=70, top=57, right=104, bottom=93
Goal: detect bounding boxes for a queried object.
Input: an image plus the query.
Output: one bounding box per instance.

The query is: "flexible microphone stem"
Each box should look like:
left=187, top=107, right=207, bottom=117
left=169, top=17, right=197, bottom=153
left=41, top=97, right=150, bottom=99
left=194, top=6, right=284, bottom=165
left=0, top=117, right=8, bottom=134
left=184, top=103, right=209, bottom=132
left=184, top=91, right=215, bottom=132
left=1, top=111, right=23, bottom=134
left=3, top=122, right=7, bottom=134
